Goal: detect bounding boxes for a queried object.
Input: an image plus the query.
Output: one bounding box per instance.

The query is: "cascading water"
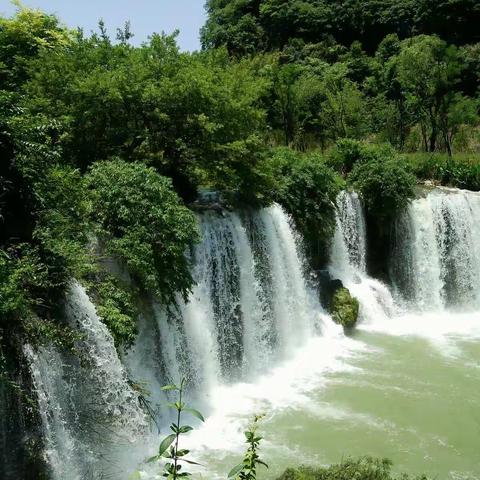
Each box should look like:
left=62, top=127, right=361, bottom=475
left=392, top=188, right=480, bottom=311
left=23, top=188, right=480, bottom=480
left=126, top=204, right=327, bottom=407
left=329, top=191, right=395, bottom=323
left=27, top=282, right=149, bottom=480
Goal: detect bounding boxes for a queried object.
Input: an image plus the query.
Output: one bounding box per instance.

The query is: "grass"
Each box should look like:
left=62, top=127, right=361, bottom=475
left=276, top=457, right=428, bottom=480
left=401, top=152, right=480, bottom=191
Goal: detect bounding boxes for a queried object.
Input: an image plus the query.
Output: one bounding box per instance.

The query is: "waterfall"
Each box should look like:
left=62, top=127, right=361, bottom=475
left=331, top=187, right=480, bottom=320
left=125, top=204, right=326, bottom=413
left=392, top=188, right=480, bottom=312
left=16, top=186, right=480, bottom=480
left=26, top=282, right=149, bottom=480
left=330, top=191, right=367, bottom=277
left=330, top=191, right=395, bottom=323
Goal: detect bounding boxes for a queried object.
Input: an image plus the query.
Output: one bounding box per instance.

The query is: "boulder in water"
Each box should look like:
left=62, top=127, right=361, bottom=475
left=331, top=287, right=359, bottom=329
left=317, top=270, right=344, bottom=310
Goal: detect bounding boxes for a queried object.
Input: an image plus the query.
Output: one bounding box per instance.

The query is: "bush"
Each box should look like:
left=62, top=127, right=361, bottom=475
left=87, top=159, right=199, bottom=304
left=348, top=154, right=416, bottom=221
left=90, top=276, right=138, bottom=348
left=327, top=140, right=397, bottom=175
left=0, top=246, right=49, bottom=323
left=331, top=287, right=359, bottom=329
left=277, top=457, right=428, bottom=480
left=268, top=148, right=344, bottom=245
left=403, top=153, right=480, bottom=191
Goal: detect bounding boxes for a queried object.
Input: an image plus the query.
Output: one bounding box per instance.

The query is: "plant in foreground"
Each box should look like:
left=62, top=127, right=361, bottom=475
left=148, top=378, right=205, bottom=479
left=228, top=414, right=268, bottom=480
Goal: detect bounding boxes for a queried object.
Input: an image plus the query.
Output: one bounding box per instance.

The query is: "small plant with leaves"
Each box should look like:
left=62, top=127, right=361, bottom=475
left=148, top=378, right=205, bottom=479
left=228, top=415, right=268, bottom=480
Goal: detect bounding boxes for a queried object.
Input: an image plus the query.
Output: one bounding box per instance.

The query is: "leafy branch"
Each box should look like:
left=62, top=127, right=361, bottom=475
left=228, top=414, right=268, bottom=480
left=148, top=378, right=204, bottom=479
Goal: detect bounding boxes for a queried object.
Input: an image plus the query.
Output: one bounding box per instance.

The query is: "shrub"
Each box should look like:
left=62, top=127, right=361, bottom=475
left=277, top=457, right=428, bottom=480
left=91, top=276, right=138, bottom=348
left=403, top=152, right=480, bottom=191
left=348, top=155, right=416, bottom=221
left=87, top=159, right=199, bottom=304
left=0, top=246, right=49, bottom=323
left=331, top=287, right=359, bottom=329
left=327, top=140, right=397, bottom=175
left=268, top=148, right=344, bottom=248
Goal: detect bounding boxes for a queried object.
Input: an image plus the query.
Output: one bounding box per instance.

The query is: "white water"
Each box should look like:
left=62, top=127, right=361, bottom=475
left=126, top=204, right=329, bottom=403
left=26, top=190, right=480, bottom=480
left=329, top=191, right=395, bottom=325
left=27, top=282, right=148, bottom=480
left=392, top=188, right=480, bottom=312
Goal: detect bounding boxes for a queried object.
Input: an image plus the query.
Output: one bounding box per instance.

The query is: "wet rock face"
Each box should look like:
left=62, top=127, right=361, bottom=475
left=316, top=269, right=344, bottom=311
left=0, top=339, right=48, bottom=480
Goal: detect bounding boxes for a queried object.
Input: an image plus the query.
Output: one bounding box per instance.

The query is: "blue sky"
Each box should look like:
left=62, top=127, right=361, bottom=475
left=0, top=0, right=206, bottom=51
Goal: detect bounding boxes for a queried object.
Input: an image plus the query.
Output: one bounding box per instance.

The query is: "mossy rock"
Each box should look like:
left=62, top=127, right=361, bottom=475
left=331, top=287, right=359, bottom=329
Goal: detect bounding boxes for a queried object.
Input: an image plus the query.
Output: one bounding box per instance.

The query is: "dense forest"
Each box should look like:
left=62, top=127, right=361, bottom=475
left=1, top=1, right=480, bottom=476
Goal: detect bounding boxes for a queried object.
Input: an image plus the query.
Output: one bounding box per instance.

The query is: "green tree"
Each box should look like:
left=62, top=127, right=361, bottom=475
left=0, top=2, right=71, bottom=90
left=439, top=94, right=479, bottom=156
left=394, top=35, right=465, bottom=153
left=87, top=159, right=199, bottom=304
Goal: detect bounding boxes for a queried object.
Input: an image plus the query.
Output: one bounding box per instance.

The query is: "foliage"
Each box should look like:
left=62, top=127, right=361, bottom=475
left=276, top=457, right=428, bottom=480
left=393, top=35, right=468, bottom=154
left=0, top=2, right=71, bottom=89
left=202, top=0, right=480, bottom=54
left=403, top=153, right=480, bottom=191
left=268, top=148, right=344, bottom=245
left=0, top=246, right=49, bottom=322
left=146, top=379, right=204, bottom=479
left=90, top=275, right=138, bottom=348
left=24, top=34, right=269, bottom=199
left=330, top=287, right=359, bottom=329
left=87, top=159, right=199, bottom=304
left=228, top=415, right=268, bottom=480
left=327, top=140, right=397, bottom=174
left=349, top=152, right=416, bottom=221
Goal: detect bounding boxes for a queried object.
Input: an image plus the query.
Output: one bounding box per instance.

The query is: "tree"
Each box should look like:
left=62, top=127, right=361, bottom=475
left=316, top=64, right=368, bottom=143
left=0, top=2, right=71, bottom=90
left=394, top=35, right=465, bottom=152
left=87, top=159, right=199, bottom=304
left=438, top=93, right=479, bottom=156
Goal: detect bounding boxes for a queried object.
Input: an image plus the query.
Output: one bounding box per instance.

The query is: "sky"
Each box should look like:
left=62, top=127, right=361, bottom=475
left=0, top=0, right=207, bottom=51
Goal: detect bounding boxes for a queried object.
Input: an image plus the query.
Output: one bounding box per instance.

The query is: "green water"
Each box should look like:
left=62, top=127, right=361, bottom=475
left=191, top=330, right=480, bottom=480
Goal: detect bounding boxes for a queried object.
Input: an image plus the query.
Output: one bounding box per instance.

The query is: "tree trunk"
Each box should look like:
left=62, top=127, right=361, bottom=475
left=429, top=125, right=437, bottom=152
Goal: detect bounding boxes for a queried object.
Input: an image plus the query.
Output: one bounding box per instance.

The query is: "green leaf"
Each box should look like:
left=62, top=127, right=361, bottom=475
left=228, top=463, right=244, bottom=478
left=176, top=449, right=190, bottom=457
left=146, top=454, right=160, bottom=463
left=179, top=425, right=193, bottom=434
left=181, top=458, right=202, bottom=466
left=162, top=384, right=178, bottom=391
left=128, top=472, right=142, bottom=480
left=257, top=459, right=269, bottom=468
left=158, top=434, right=176, bottom=456
left=184, top=408, right=205, bottom=422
